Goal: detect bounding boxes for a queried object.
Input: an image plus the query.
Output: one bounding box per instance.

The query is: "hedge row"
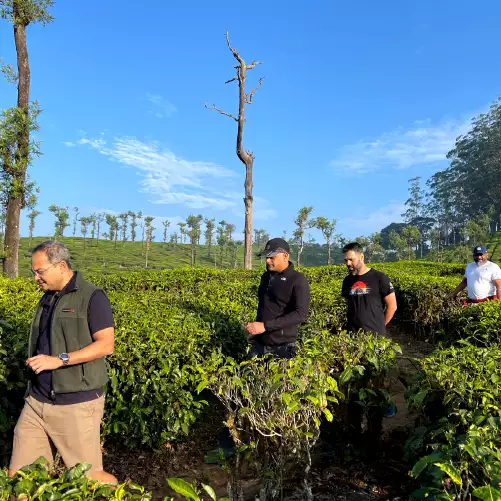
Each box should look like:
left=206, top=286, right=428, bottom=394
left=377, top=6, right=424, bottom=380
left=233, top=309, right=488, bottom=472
left=0, top=262, right=494, bottom=476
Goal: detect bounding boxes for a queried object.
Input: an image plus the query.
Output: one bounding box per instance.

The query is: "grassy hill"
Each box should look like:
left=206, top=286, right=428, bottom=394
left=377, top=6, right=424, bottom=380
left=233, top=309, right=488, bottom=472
left=16, top=236, right=268, bottom=277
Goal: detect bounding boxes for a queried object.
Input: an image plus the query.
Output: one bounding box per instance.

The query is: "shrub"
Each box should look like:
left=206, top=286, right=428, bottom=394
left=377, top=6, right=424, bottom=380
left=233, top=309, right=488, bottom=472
left=447, top=301, right=501, bottom=346
left=406, top=345, right=501, bottom=499
left=197, top=348, right=341, bottom=501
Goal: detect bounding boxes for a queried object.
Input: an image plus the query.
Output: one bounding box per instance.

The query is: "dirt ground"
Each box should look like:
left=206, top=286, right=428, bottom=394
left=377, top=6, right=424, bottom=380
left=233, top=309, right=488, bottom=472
left=102, top=325, right=434, bottom=501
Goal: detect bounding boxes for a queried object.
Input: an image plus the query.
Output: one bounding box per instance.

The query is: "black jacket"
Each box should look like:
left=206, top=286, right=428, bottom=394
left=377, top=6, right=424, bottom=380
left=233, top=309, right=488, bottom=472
left=255, top=263, right=310, bottom=345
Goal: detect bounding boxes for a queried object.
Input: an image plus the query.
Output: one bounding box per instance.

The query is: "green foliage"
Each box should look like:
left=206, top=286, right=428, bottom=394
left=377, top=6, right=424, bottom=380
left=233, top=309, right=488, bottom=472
left=0, top=103, right=41, bottom=206
left=447, top=301, right=501, bottom=346
left=197, top=345, right=341, bottom=499
left=0, top=0, right=54, bottom=26
left=0, top=457, right=155, bottom=500
left=406, top=345, right=501, bottom=499
left=48, top=204, right=70, bottom=239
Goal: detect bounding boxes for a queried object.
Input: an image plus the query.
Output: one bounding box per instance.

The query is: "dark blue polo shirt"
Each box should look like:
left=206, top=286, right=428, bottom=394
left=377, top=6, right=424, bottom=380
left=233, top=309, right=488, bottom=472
left=30, top=272, right=114, bottom=405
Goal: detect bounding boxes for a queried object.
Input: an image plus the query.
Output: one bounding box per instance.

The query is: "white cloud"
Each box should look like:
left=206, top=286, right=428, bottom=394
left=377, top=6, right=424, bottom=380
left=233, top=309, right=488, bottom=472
left=78, top=137, right=107, bottom=150
left=146, top=93, right=177, bottom=118
left=73, top=135, right=242, bottom=210
left=330, top=118, right=471, bottom=174
left=62, top=141, right=76, bottom=147
left=340, top=202, right=406, bottom=237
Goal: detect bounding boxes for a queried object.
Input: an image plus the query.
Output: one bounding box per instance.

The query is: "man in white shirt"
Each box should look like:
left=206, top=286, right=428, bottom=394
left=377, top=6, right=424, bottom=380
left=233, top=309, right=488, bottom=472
left=451, top=245, right=501, bottom=304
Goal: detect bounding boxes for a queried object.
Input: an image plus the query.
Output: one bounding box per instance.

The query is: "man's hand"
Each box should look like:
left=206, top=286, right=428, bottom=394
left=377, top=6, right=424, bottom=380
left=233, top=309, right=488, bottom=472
left=26, top=355, right=63, bottom=374
left=245, top=322, right=266, bottom=335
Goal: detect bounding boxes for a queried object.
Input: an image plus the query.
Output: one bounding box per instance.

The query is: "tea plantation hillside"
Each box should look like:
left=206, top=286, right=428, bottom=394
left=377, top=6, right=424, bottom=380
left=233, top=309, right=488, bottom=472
left=15, top=236, right=265, bottom=276
left=15, top=235, right=344, bottom=276
left=3, top=260, right=501, bottom=499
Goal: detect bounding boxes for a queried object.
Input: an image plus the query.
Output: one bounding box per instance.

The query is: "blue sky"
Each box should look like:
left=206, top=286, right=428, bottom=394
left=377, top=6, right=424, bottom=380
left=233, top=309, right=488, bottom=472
left=1, top=0, right=500, bottom=243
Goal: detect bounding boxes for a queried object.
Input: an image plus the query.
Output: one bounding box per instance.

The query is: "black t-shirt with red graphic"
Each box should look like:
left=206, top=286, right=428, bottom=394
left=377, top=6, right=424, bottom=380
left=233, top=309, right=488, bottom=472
left=341, top=268, right=394, bottom=335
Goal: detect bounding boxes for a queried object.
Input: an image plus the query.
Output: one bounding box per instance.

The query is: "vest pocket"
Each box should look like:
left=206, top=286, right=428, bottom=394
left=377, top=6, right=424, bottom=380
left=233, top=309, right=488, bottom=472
left=81, top=363, right=88, bottom=384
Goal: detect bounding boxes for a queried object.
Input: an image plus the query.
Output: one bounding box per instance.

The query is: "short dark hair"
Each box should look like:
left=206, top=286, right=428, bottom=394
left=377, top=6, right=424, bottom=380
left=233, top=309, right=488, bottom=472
left=342, top=242, right=364, bottom=254
left=32, top=240, right=72, bottom=268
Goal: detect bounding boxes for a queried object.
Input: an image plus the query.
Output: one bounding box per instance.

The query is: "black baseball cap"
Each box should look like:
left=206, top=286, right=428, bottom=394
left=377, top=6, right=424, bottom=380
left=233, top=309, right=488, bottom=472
left=473, top=245, right=488, bottom=255
left=258, top=238, right=290, bottom=258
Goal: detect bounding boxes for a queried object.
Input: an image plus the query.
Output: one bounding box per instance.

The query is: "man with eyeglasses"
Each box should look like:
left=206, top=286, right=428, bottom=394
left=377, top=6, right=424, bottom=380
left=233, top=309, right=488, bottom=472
left=451, top=245, right=501, bottom=305
left=9, top=241, right=117, bottom=484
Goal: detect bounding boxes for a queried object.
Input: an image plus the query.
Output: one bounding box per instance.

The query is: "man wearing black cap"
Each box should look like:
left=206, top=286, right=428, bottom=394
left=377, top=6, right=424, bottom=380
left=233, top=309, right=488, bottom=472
left=205, top=238, right=310, bottom=463
left=451, top=245, right=501, bottom=304
left=245, top=237, right=310, bottom=358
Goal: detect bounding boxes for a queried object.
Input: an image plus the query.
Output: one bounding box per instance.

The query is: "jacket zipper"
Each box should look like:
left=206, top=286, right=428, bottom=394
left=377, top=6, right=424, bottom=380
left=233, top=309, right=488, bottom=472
left=49, top=292, right=64, bottom=403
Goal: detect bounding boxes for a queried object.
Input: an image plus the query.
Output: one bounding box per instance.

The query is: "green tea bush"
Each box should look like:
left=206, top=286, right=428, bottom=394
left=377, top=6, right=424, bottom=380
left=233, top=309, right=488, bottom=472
left=406, top=345, right=501, bottom=499
left=447, top=301, right=501, bottom=346
left=1, top=263, right=451, bottom=468
left=0, top=458, right=153, bottom=500
left=198, top=348, right=341, bottom=501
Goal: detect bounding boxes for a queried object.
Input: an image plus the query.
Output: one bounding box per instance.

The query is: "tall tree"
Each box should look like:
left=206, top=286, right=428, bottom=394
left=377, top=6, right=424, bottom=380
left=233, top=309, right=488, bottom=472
left=401, top=225, right=421, bottom=260
left=72, top=206, right=79, bottom=236
left=144, top=216, right=155, bottom=268
left=49, top=205, right=70, bottom=240
left=389, top=231, right=407, bottom=261
left=128, top=211, right=137, bottom=242
left=0, top=0, right=53, bottom=278
left=430, top=229, right=441, bottom=252
left=136, top=210, right=144, bottom=248
left=253, top=228, right=269, bottom=247
left=178, top=222, right=186, bottom=244
left=228, top=240, right=242, bottom=268
left=186, top=214, right=203, bottom=267
left=118, top=212, right=129, bottom=243
left=226, top=222, right=235, bottom=242
left=216, top=219, right=228, bottom=267
left=206, top=32, right=263, bottom=270
left=95, top=213, right=104, bottom=245
left=313, top=216, right=336, bottom=265
left=105, top=214, right=118, bottom=245
left=402, top=177, right=423, bottom=224
left=293, top=206, right=313, bottom=267
left=204, top=217, right=215, bottom=257
left=402, top=176, right=433, bottom=257
left=162, top=219, right=170, bottom=243
left=169, top=232, right=178, bottom=247
left=446, top=101, right=501, bottom=230
left=88, top=214, right=96, bottom=241
left=27, top=208, right=40, bottom=249
left=79, top=215, right=91, bottom=253
left=364, top=233, right=385, bottom=263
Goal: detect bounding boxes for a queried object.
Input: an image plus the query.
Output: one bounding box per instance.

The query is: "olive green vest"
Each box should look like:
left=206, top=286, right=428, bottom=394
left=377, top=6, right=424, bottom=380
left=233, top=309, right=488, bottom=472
left=27, top=272, right=109, bottom=395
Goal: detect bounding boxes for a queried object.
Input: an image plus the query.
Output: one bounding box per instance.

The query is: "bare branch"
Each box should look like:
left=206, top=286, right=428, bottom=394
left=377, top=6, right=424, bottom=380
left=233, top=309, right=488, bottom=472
left=245, top=77, right=264, bottom=105
left=224, top=77, right=237, bottom=84
left=246, top=61, right=263, bottom=71
left=225, top=31, right=245, bottom=65
left=204, top=102, right=238, bottom=122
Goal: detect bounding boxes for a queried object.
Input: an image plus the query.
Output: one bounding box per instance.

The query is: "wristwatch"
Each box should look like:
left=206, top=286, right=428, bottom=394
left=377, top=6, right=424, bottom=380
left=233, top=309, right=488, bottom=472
left=58, top=353, right=70, bottom=366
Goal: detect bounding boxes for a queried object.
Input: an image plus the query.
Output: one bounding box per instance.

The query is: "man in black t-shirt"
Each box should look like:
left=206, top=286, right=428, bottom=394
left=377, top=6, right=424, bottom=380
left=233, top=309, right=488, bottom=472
left=340, top=242, right=398, bottom=453
left=341, top=242, right=397, bottom=335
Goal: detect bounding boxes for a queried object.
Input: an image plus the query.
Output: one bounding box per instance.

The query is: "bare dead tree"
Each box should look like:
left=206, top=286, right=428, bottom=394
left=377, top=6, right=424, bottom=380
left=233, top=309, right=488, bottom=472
left=206, top=31, right=263, bottom=270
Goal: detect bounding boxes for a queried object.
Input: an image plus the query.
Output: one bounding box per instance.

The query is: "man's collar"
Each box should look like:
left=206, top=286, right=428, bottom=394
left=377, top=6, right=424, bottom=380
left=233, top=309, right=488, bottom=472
left=53, top=272, right=78, bottom=296
left=269, top=262, right=294, bottom=275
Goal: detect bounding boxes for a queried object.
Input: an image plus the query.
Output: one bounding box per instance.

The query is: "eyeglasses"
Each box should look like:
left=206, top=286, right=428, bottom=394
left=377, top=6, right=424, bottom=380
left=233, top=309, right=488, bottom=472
left=30, top=262, right=59, bottom=277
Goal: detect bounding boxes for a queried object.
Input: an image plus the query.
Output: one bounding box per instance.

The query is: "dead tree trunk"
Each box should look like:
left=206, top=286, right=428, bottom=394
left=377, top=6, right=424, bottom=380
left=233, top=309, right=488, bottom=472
left=206, top=32, right=263, bottom=270
left=3, top=12, right=30, bottom=278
